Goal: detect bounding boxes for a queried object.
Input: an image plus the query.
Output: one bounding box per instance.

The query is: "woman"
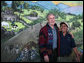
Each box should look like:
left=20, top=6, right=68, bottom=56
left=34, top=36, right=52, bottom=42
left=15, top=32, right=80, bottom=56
left=59, top=22, right=81, bottom=62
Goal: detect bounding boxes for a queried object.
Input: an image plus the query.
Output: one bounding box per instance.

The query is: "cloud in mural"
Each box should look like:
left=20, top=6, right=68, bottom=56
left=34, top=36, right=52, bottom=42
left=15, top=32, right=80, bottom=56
left=52, top=1, right=83, bottom=6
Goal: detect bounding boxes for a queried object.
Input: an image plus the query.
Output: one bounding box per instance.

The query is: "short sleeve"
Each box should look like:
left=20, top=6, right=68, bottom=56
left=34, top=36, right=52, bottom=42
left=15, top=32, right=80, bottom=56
left=71, top=38, right=76, bottom=48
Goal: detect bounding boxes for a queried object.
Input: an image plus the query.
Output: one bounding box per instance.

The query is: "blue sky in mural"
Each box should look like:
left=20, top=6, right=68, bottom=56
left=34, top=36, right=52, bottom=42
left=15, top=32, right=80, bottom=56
left=5, top=1, right=12, bottom=4
left=5, top=1, right=83, bottom=15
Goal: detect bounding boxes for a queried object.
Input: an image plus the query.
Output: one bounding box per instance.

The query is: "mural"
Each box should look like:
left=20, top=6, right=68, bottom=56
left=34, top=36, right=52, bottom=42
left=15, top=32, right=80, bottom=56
left=1, top=1, right=83, bottom=62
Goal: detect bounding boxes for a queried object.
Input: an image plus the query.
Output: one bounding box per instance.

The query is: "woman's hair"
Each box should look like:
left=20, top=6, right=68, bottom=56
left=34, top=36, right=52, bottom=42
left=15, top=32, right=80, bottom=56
left=60, top=22, right=68, bottom=28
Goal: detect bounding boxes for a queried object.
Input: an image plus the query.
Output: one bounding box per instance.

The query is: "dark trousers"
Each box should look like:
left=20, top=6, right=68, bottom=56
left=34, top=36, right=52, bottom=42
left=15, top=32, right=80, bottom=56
left=49, top=48, right=58, bottom=62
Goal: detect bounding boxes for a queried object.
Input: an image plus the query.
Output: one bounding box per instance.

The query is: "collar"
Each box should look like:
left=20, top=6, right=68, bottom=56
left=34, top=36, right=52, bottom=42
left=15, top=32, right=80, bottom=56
left=61, top=31, right=69, bottom=37
left=46, top=23, right=58, bottom=29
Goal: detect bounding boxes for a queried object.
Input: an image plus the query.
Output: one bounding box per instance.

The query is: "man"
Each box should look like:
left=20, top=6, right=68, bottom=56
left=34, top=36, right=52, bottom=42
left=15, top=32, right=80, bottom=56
left=59, top=22, right=81, bottom=62
left=39, top=13, right=60, bottom=62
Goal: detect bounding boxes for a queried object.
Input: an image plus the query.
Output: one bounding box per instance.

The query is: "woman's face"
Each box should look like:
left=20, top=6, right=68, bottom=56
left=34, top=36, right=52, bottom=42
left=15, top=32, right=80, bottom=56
left=61, top=24, right=68, bottom=32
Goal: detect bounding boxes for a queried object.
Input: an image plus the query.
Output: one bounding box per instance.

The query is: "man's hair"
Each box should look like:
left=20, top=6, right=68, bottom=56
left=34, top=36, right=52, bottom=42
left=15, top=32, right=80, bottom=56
left=46, top=13, right=55, bottom=20
left=60, top=22, right=68, bottom=27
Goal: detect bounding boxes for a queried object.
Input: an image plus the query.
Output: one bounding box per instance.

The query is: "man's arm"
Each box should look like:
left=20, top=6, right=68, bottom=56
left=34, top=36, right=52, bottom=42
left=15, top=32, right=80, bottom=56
left=58, top=27, right=74, bottom=38
left=39, top=30, right=49, bottom=62
left=69, top=32, right=74, bottom=38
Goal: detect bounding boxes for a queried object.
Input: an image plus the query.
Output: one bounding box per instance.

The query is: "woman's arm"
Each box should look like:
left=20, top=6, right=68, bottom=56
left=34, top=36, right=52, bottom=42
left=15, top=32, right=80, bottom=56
left=73, top=47, right=80, bottom=62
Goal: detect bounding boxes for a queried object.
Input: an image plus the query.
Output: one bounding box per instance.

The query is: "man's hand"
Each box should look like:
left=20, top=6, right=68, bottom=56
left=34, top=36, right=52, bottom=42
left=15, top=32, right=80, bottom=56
left=69, top=32, right=74, bottom=38
left=44, top=55, right=49, bottom=62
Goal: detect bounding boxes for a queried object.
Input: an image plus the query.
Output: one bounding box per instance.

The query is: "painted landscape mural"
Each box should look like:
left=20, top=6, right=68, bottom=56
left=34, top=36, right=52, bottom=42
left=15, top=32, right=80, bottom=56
left=1, top=1, right=83, bottom=62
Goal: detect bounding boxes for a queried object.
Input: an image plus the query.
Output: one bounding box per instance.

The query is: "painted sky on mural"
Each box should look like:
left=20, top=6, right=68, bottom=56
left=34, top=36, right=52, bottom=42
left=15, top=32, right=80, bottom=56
left=6, top=1, right=83, bottom=6
left=28, top=1, right=83, bottom=6
left=5, top=1, right=83, bottom=15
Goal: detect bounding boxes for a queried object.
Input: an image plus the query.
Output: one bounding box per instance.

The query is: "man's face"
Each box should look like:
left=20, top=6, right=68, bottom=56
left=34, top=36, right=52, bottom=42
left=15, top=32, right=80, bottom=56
left=47, top=14, right=55, bottom=26
left=61, top=24, right=68, bottom=32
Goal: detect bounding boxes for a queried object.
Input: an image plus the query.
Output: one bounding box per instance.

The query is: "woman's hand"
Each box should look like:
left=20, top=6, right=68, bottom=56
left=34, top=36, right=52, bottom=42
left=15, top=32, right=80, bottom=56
left=76, top=54, right=80, bottom=62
